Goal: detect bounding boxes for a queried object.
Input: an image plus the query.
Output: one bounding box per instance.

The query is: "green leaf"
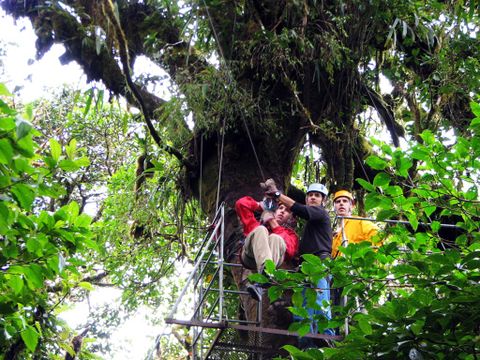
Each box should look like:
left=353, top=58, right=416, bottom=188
left=248, top=273, right=269, bottom=284
left=62, top=343, right=76, bottom=358
left=365, top=155, right=388, bottom=170
left=0, top=175, right=12, bottom=189
left=267, top=285, right=283, bottom=302
left=17, top=213, right=35, bottom=230
left=289, top=321, right=312, bottom=337
left=75, top=156, right=90, bottom=167
left=356, top=178, right=375, bottom=192
left=0, top=138, right=13, bottom=164
left=264, top=259, right=275, bottom=273
left=420, top=130, right=435, bottom=145
left=471, top=101, right=480, bottom=117
left=59, top=159, right=80, bottom=171
left=67, top=201, right=80, bottom=218
left=0, top=202, right=11, bottom=233
left=8, top=275, right=24, bottom=294
left=431, top=220, right=441, bottom=232
left=16, top=118, right=33, bottom=140
left=78, top=281, right=94, bottom=291
left=0, top=83, right=13, bottom=96
left=65, top=139, right=77, bottom=159
left=302, top=254, right=323, bottom=267
left=358, top=317, right=373, bottom=335
left=0, top=99, right=16, bottom=115
left=373, top=172, right=390, bottom=187
left=11, top=184, right=35, bottom=210
left=24, top=264, right=44, bottom=289
left=49, top=138, right=62, bottom=162
left=21, top=325, right=39, bottom=352
left=0, top=117, right=16, bottom=131
left=423, top=205, right=436, bottom=217
left=17, top=134, right=35, bottom=157
left=365, top=193, right=382, bottom=211
left=376, top=209, right=398, bottom=221
left=14, top=158, right=33, bottom=174
left=406, top=211, right=419, bottom=231
left=471, top=117, right=480, bottom=128
left=397, top=157, right=412, bottom=177
left=411, top=147, right=430, bottom=161
left=394, top=264, right=420, bottom=275
left=47, top=255, right=61, bottom=274
left=301, top=262, right=318, bottom=276
left=75, top=214, right=92, bottom=228
left=384, top=185, right=403, bottom=197
left=292, top=290, right=304, bottom=308
left=283, top=344, right=317, bottom=360
left=26, top=238, right=43, bottom=255
left=381, top=143, right=393, bottom=155
left=83, top=90, right=93, bottom=117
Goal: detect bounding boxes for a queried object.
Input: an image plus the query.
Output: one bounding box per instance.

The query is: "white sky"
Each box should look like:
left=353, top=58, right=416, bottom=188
left=0, top=12, right=87, bottom=101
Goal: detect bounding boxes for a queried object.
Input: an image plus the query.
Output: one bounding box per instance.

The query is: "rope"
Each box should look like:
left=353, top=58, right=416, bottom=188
left=215, top=118, right=226, bottom=211
left=201, top=0, right=266, bottom=181
left=241, top=116, right=266, bottom=180
left=199, top=133, right=204, bottom=214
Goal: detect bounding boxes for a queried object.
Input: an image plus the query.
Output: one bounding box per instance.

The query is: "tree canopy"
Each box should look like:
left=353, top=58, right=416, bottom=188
left=1, top=0, right=479, bottom=358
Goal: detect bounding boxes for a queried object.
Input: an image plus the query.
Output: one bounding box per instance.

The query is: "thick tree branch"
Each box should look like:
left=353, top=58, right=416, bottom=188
left=102, top=0, right=191, bottom=167
left=361, top=84, right=404, bottom=147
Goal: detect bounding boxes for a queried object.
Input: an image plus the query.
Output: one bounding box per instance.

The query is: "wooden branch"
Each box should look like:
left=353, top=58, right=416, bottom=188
left=65, top=327, right=89, bottom=360
left=103, top=0, right=192, bottom=168
left=361, top=84, right=404, bottom=147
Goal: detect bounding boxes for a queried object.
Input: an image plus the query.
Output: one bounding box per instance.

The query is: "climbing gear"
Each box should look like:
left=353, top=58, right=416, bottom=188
left=333, top=190, right=354, bottom=202
left=306, top=183, right=328, bottom=196
left=262, top=197, right=278, bottom=211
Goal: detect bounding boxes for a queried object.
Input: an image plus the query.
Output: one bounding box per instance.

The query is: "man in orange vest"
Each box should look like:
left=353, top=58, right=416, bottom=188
left=331, top=190, right=380, bottom=259
left=331, top=190, right=381, bottom=310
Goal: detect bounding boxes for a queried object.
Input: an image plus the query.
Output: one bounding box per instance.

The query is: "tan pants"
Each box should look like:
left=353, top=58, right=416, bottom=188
left=241, top=225, right=286, bottom=273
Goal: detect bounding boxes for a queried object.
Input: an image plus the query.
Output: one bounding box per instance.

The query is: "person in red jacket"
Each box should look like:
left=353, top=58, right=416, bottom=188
left=235, top=196, right=299, bottom=300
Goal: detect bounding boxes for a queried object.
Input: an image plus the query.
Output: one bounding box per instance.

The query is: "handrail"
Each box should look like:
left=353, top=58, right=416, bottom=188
left=336, top=215, right=462, bottom=229
left=193, top=203, right=225, bottom=263
left=165, top=205, right=224, bottom=321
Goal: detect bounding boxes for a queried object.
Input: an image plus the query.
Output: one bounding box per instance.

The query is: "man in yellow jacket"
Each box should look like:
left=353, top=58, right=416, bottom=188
left=331, top=190, right=379, bottom=258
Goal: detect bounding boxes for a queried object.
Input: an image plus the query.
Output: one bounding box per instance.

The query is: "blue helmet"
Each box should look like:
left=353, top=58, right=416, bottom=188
left=306, top=183, right=328, bottom=196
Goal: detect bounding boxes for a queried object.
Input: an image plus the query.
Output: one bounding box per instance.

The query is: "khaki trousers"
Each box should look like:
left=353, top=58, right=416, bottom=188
left=241, top=225, right=286, bottom=273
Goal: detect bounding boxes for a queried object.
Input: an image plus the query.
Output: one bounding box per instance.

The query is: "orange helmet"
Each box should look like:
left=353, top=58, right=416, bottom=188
left=333, top=190, right=354, bottom=202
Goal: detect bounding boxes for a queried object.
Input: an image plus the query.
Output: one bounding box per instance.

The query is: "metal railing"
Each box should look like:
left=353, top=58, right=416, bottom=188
left=165, top=203, right=260, bottom=359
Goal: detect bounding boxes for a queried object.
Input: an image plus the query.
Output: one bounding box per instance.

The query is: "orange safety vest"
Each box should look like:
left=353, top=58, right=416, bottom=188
left=332, top=217, right=380, bottom=258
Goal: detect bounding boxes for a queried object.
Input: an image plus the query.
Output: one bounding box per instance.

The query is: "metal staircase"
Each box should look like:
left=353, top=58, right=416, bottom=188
left=165, top=204, right=341, bottom=359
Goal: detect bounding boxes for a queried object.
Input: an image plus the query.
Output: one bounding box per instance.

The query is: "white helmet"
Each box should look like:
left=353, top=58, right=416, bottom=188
left=306, top=183, right=328, bottom=196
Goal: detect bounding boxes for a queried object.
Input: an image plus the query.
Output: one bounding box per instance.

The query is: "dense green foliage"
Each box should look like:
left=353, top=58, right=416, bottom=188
left=0, top=85, right=95, bottom=358
left=269, top=103, right=480, bottom=359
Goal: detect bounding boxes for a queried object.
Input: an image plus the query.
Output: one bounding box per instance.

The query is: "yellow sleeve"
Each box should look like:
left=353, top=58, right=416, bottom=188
left=361, top=221, right=380, bottom=245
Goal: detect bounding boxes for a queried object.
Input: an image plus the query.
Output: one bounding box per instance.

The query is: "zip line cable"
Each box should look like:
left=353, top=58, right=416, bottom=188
left=336, top=215, right=462, bottom=229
